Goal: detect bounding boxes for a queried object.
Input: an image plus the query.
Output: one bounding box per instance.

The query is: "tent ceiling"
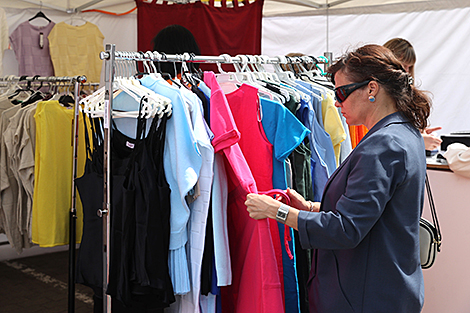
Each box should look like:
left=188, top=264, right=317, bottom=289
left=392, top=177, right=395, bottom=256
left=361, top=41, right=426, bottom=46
left=1, top=0, right=470, bottom=16
left=264, top=0, right=470, bottom=16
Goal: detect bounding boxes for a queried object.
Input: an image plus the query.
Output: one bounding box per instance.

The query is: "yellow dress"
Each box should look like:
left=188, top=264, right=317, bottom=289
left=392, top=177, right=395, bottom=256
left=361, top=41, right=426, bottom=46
left=32, top=100, right=87, bottom=247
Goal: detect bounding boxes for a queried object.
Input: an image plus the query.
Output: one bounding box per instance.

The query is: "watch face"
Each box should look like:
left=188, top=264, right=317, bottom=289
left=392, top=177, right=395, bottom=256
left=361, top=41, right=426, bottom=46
left=277, top=211, right=287, bottom=220
left=276, top=204, right=289, bottom=222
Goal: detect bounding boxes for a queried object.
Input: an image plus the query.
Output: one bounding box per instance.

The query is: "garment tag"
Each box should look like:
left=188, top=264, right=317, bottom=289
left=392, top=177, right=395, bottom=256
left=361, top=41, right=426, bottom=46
left=39, top=32, right=44, bottom=49
left=126, top=141, right=135, bottom=149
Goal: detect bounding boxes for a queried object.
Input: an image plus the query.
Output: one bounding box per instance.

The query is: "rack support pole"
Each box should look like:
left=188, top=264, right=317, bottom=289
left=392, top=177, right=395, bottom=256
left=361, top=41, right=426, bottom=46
left=68, top=75, right=86, bottom=313
left=101, top=43, right=115, bottom=313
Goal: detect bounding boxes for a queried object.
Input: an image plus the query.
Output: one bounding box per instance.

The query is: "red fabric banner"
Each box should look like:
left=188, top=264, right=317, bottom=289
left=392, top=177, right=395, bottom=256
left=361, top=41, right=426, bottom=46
left=136, top=0, right=263, bottom=57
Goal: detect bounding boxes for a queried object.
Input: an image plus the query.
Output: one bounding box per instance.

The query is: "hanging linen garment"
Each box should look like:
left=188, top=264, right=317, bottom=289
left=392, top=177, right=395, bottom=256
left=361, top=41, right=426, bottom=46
left=283, top=98, right=315, bottom=313
left=349, top=125, right=369, bottom=148
left=0, top=8, right=9, bottom=76
left=338, top=107, right=353, bottom=164
left=175, top=86, right=214, bottom=313
left=295, top=80, right=336, bottom=176
left=204, top=72, right=284, bottom=313
left=3, top=103, right=37, bottom=251
left=296, top=96, right=334, bottom=201
left=197, top=81, right=231, bottom=313
left=260, top=96, right=311, bottom=313
left=32, top=100, right=86, bottom=246
left=0, top=105, right=29, bottom=252
left=48, top=22, right=104, bottom=82
left=320, top=91, right=346, bottom=167
left=75, top=114, right=104, bottom=298
left=17, top=104, right=37, bottom=241
left=199, top=80, right=232, bottom=287
left=106, top=101, right=174, bottom=310
left=9, top=20, right=55, bottom=76
left=0, top=97, right=14, bottom=236
left=141, top=75, right=201, bottom=295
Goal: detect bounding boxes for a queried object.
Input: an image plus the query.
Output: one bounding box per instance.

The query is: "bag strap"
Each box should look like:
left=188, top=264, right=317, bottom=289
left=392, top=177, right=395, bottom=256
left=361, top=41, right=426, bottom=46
left=425, top=173, right=442, bottom=251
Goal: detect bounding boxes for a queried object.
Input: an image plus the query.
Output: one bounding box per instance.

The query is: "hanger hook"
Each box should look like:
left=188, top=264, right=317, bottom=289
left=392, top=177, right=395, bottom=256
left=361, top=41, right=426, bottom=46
left=235, top=54, right=249, bottom=72
left=217, top=54, right=232, bottom=74
left=146, top=51, right=157, bottom=73
left=181, top=52, right=190, bottom=76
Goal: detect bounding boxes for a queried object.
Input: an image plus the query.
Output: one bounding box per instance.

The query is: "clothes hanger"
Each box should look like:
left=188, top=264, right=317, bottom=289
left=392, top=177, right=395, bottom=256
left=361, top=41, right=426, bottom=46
left=273, top=56, right=299, bottom=86
left=188, top=53, right=203, bottom=82
left=129, top=53, right=172, bottom=118
left=0, top=75, right=20, bottom=97
left=215, top=54, right=245, bottom=93
left=179, top=53, right=199, bottom=89
left=8, top=76, right=35, bottom=103
left=238, top=55, right=287, bottom=104
left=147, top=51, right=162, bottom=79
left=63, top=12, right=87, bottom=26
left=29, top=10, right=51, bottom=23
left=298, top=55, right=334, bottom=90
left=250, top=57, right=295, bottom=102
left=81, top=53, right=171, bottom=119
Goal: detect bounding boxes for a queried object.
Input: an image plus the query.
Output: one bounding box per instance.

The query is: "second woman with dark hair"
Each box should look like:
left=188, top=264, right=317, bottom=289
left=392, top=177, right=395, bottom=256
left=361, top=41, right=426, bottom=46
left=384, top=37, right=442, bottom=150
left=245, top=44, right=430, bottom=312
left=152, top=24, right=201, bottom=78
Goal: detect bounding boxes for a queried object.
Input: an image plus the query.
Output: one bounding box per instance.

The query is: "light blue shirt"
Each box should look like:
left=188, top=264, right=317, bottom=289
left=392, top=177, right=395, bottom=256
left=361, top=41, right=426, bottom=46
left=141, top=75, right=201, bottom=295
left=296, top=98, right=332, bottom=201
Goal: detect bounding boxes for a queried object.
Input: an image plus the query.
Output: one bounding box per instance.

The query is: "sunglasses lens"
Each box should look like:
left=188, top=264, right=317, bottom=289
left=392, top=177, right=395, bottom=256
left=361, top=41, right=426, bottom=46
left=335, top=88, right=347, bottom=103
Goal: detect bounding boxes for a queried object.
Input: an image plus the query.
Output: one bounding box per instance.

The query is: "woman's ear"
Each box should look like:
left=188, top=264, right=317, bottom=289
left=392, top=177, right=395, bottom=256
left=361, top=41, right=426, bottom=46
left=368, top=80, right=379, bottom=97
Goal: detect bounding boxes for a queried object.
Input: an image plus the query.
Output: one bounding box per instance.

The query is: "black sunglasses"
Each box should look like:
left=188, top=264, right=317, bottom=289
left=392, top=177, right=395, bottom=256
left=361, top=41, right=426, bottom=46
left=334, top=80, right=371, bottom=103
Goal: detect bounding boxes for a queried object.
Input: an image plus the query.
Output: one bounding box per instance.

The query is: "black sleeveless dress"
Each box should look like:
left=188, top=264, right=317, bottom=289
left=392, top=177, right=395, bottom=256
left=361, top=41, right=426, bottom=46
left=76, top=99, right=174, bottom=312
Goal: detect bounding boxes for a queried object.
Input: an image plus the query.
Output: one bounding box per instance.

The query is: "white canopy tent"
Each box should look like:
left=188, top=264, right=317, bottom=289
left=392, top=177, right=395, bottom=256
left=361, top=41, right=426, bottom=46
left=2, top=0, right=469, bottom=16
left=1, top=1, right=470, bottom=312
left=2, top=0, right=469, bottom=136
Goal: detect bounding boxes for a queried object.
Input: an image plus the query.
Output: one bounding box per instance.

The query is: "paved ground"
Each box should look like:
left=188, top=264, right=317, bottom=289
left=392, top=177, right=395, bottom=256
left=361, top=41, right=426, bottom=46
left=0, top=250, right=94, bottom=313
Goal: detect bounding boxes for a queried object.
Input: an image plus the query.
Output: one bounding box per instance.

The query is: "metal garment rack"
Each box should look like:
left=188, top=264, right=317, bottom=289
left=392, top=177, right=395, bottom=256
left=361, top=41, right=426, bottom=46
left=98, top=43, right=328, bottom=313
left=102, top=49, right=329, bottom=69
left=0, top=74, right=87, bottom=313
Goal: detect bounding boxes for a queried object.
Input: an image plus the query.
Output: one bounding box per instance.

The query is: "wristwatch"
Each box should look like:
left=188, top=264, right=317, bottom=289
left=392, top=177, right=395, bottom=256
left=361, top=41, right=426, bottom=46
left=276, top=203, right=290, bottom=223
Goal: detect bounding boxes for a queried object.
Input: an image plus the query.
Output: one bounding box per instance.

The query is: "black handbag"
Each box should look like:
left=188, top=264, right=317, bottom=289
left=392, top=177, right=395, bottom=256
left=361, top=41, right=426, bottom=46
left=419, top=174, right=442, bottom=269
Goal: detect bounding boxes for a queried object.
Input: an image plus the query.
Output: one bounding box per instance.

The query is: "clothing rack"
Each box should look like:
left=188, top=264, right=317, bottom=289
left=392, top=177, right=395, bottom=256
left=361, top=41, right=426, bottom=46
left=3, top=75, right=87, bottom=313
left=105, top=50, right=329, bottom=69
left=0, top=79, right=98, bottom=94
left=1, top=74, right=87, bottom=313
left=67, top=75, right=87, bottom=313
left=98, top=43, right=329, bottom=313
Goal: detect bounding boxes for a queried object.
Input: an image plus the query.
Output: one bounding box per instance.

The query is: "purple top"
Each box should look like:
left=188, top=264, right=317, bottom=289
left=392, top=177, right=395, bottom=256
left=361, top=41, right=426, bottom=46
left=10, top=21, right=55, bottom=76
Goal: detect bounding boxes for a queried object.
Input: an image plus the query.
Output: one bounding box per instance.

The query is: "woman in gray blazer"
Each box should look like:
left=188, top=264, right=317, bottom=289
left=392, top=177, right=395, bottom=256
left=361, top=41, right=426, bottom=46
left=246, top=44, right=431, bottom=312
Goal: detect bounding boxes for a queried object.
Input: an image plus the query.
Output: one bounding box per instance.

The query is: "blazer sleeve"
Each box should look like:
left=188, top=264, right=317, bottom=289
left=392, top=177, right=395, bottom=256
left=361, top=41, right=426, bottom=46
left=298, top=132, right=408, bottom=250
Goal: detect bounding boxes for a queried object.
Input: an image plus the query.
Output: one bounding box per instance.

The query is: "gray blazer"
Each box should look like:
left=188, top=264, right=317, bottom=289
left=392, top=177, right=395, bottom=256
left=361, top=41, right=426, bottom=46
left=298, top=112, right=426, bottom=313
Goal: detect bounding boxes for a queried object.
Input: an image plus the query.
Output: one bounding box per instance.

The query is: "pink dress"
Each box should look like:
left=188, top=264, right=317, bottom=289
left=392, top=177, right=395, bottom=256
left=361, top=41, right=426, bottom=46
left=204, top=72, right=285, bottom=313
